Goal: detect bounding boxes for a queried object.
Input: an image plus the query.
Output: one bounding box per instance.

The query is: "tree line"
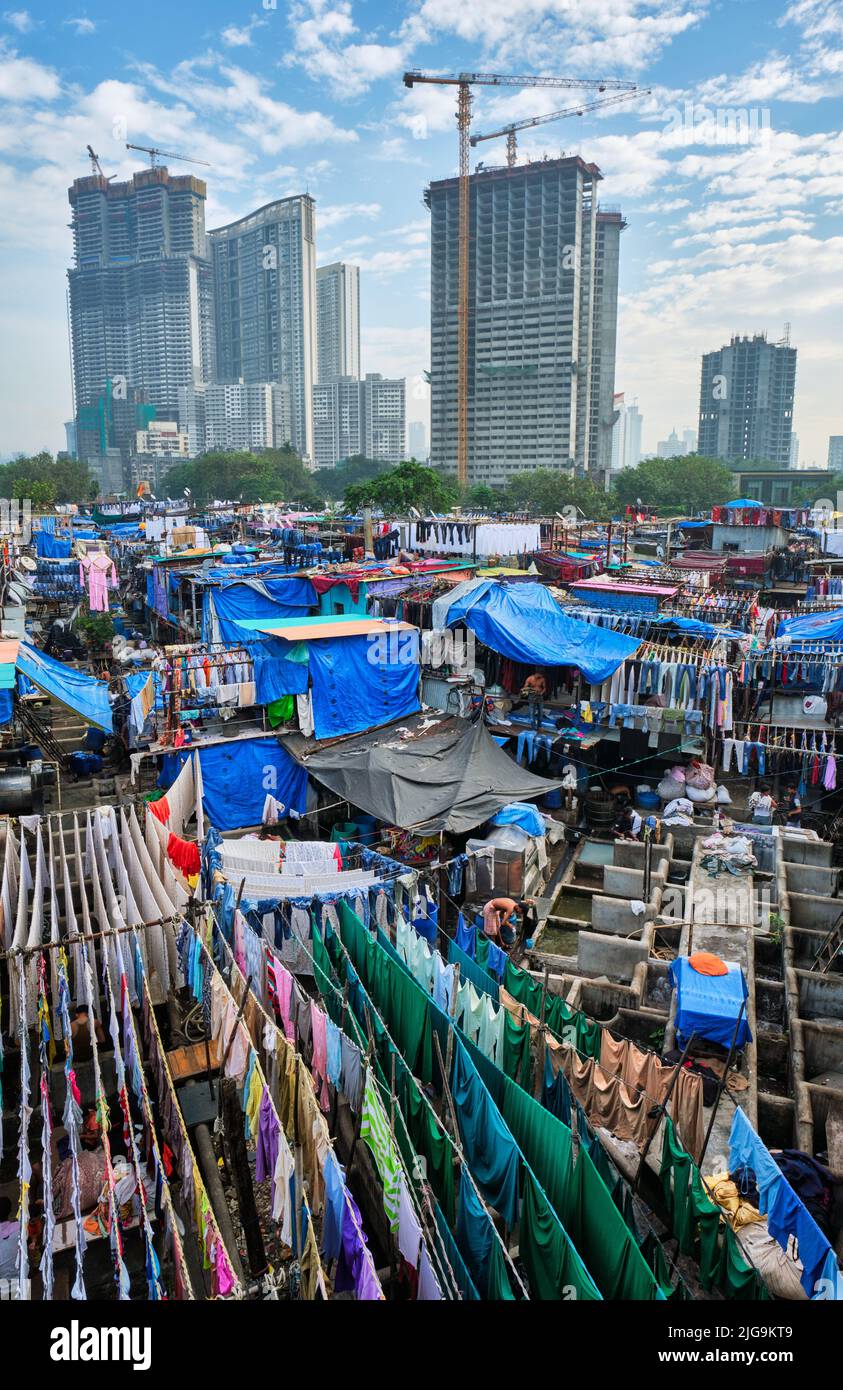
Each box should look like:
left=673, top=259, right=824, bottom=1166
left=11, top=445, right=827, bottom=520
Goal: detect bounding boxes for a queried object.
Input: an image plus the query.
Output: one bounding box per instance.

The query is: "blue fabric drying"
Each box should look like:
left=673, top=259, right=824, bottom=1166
left=307, top=633, right=420, bottom=740
left=776, top=608, right=843, bottom=643
left=0, top=689, right=12, bottom=725
left=669, top=957, right=752, bottom=1050
left=160, top=736, right=307, bottom=831
left=729, top=1109, right=839, bottom=1300
left=17, top=642, right=113, bottom=732
left=488, top=801, right=545, bottom=837
left=451, top=1043, right=520, bottom=1226
left=446, top=580, right=640, bottom=682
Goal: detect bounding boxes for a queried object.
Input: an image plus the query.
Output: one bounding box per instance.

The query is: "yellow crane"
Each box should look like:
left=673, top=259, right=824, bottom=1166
left=403, top=70, right=637, bottom=484
left=470, top=86, right=647, bottom=167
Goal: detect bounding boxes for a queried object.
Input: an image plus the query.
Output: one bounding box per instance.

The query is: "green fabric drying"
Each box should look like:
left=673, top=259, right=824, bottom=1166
left=266, top=694, right=295, bottom=727
left=660, top=1116, right=722, bottom=1290
left=502, top=958, right=602, bottom=1058
left=568, top=1147, right=663, bottom=1300
left=465, top=1034, right=660, bottom=1301
left=338, top=901, right=433, bottom=1083
left=520, top=1168, right=601, bottom=1302
left=501, top=1008, right=533, bottom=1089
left=399, top=1071, right=456, bottom=1228
left=719, top=1224, right=770, bottom=1301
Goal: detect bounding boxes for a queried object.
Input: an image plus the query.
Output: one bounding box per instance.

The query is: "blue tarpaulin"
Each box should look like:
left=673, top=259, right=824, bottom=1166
left=307, top=633, right=420, bottom=740
left=16, top=642, right=113, bottom=731
left=669, top=957, right=752, bottom=1050
left=160, top=736, right=307, bottom=831
left=776, top=608, right=843, bottom=643
left=35, top=531, right=72, bottom=559
left=725, top=499, right=763, bottom=509
left=248, top=638, right=310, bottom=702
left=204, top=577, right=316, bottom=643
left=651, top=615, right=745, bottom=639
left=488, top=802, right=545, bottom=837
left=446, top=580, right=640, bottom=682
left=0, top=689, right=12, bottom=725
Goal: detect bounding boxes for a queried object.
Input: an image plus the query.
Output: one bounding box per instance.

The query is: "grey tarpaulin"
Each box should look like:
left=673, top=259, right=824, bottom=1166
left=282, top=714, right=562, bottom=834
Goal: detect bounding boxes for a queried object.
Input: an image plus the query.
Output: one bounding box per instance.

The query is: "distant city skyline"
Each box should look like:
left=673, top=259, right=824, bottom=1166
left=2, top=1, right=842, bottom=466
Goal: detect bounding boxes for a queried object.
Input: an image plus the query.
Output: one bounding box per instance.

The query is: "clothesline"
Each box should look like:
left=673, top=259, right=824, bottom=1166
left=281, top=909, right=531, bottom=1297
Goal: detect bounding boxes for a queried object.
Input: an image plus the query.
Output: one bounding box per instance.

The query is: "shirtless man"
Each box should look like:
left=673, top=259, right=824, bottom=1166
left=521, top=669, right=547, bottom=730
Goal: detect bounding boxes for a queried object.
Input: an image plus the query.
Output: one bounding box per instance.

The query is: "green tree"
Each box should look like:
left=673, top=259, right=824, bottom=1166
left=165, top=448, right=323, bottom=509
left=343, top=459, right=457, bottom=513
left=499, top=469, right=616, bottom=520
left=314, top=455, right=391, bottom=500
left=0, top=452, right=95, bottom=503
left=613, top=455, right=733, bottom=513
left=462, top=483, right=501, bottom=510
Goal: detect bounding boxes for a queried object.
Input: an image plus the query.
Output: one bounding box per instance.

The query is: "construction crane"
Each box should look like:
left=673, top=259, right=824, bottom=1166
left=403, top=70, right=636, bottom=485
left=86, top=144, right=114, bottom=179
left=470, top=87, right=647, bottom=167
left=125, top=143, right=211, bottom=169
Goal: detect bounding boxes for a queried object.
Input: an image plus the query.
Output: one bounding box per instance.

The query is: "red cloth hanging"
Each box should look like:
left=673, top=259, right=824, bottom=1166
left=167, top=832, right=200, bottom=877
left=148, top=796, right=170, bottom=824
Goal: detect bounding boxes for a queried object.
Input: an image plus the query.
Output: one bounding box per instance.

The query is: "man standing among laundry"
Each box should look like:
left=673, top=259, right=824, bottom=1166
left=521, top=668, right=547, bottom=730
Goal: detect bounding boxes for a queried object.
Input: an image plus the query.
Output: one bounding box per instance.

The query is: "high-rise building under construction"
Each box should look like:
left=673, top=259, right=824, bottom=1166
left=427, top=156, right=623, bottom=485
left=67, top=166, right=214, bottom=464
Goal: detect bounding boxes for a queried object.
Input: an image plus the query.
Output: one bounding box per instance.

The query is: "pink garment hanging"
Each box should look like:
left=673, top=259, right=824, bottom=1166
left=79, top=550, right=118, bottom=612
left=823, top=754, right=837, bottom=791
left=310, top=1001, right=331, bottom=1111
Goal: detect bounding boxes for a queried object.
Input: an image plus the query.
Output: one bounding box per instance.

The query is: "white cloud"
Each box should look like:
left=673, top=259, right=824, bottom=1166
left=64, top=16, right=96, bottom=35
left=401, top=0, right=706, bottom=71
left=221, top=18, right=266, bottom=48
left=3, top=9, right=32, bottom=32
left=287, top=0, right=409, bottom=98
left=318, top=200, right=381, bottom=229
left=0, top=51, right=60, bottom=101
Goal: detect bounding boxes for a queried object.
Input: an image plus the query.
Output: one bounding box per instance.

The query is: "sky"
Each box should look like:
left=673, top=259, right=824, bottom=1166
left=1, top=0, right=842, bottom=466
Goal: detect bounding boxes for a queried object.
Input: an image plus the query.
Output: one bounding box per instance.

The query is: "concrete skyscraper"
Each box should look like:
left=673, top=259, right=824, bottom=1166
left=67, top=166, right=214, bottom=463
left=698, top=333, right=797, bottom=467
left=427, top=157, right=623, bottom=485
left=316, top=262, right=360, bottom=383
left=312, top=373, right=406, bottom=469
left=209, top=196, right=317, bottom=464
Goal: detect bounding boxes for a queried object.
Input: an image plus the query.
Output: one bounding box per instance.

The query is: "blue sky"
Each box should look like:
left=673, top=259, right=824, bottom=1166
left=1, top=0, right=842, bottom=465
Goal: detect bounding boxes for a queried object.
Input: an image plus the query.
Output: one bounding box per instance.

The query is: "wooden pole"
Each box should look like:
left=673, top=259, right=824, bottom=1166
left=221, top=1075, right=268, bottom=1279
